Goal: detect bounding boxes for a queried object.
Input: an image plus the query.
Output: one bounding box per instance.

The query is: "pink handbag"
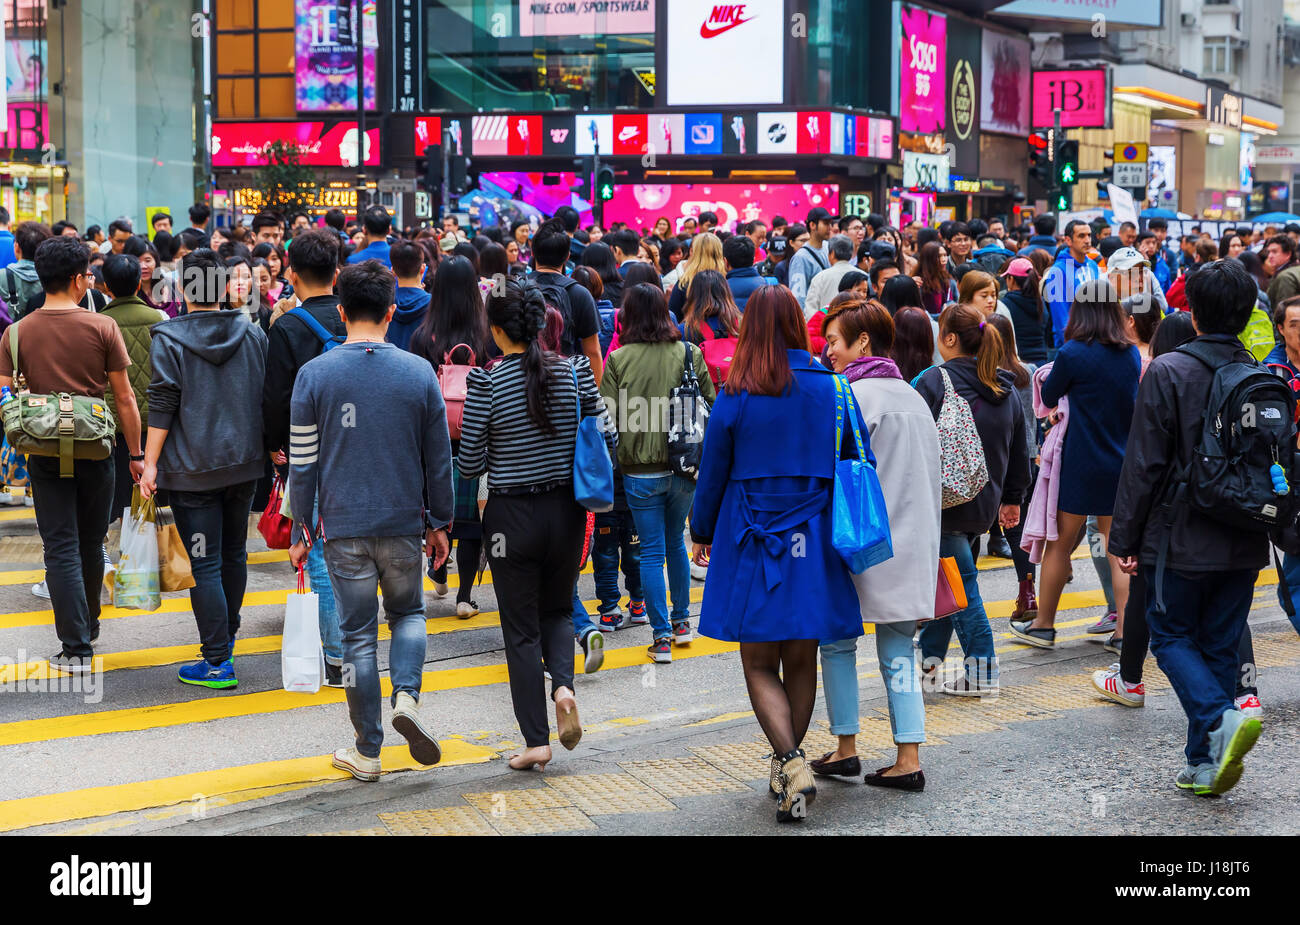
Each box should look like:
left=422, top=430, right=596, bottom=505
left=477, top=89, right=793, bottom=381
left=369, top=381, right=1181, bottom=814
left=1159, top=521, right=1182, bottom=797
left=934, top=557, right=968, bottom=618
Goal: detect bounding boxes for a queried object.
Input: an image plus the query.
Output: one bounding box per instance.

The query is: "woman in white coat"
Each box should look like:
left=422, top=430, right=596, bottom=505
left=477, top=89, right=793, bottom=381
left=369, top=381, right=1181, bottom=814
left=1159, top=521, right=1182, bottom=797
left=812, top=296, right=941, bottom=791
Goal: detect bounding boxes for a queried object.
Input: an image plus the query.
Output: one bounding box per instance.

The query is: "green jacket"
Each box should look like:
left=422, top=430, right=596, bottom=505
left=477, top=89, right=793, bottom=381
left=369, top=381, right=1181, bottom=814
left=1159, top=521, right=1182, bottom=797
left=102, top=295, right=163, bottom=431
left=599, top=340, right=716, bottom=474
left=1267, top=265, right=1300, bottom=311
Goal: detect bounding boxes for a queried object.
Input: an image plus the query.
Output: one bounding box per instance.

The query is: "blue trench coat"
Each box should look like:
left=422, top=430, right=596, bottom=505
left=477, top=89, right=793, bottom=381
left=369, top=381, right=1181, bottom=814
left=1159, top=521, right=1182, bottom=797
left=691, top=350, right=871, bottom=643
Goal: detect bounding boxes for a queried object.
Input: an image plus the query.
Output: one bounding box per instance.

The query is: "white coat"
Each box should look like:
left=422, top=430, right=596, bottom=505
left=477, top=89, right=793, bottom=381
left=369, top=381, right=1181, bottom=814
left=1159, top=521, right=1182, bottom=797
left=850, top=375, right=942, bottom=623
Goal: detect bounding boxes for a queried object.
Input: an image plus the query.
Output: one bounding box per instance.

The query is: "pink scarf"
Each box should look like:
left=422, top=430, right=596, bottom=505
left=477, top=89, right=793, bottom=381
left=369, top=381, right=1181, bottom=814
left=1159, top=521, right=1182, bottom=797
left=843, top=355, right=902, bottom=382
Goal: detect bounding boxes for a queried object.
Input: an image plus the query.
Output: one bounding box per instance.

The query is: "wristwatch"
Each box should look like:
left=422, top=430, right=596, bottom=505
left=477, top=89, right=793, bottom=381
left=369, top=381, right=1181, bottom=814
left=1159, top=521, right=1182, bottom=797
left=130, top=454, right=145, bottom=461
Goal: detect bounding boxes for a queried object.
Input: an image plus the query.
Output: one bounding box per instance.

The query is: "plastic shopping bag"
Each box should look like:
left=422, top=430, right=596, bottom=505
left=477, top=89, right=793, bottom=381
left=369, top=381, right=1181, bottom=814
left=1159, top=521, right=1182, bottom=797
left=156, top=507, right=196, bottom=592
left=115, top=487, right=161, bottom=611
left=282, top=563, right=323, bottom=693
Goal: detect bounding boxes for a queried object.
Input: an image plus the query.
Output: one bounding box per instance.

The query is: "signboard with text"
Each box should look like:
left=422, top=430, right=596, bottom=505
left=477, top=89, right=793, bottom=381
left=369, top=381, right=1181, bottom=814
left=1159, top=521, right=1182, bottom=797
left=1031, top=68, right=1109, bottom=129
left=604, top=182, right=839, bottom=234
left=295, top=0, right=378, bottom=112
left=903, top=150, right=951, bottom=191
left=946, top=18, right=981, bottom=176
left=520, top=0, right=654, bottom=37
left=899, top=4, right=947, bottom=135
left=212, top=121, right=380, bottom=167
left=667, top=0, right=783, bottom=106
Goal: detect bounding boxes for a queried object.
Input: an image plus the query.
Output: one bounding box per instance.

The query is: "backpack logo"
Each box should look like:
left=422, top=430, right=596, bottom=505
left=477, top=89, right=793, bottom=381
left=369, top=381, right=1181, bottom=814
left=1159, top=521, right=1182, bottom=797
left=1262, top=407, right=1282, bottom=420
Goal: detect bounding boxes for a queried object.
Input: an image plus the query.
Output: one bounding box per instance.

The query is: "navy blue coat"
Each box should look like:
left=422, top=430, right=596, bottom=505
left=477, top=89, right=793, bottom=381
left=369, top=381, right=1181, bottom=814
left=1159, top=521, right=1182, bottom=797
left=725, top=267, right=770, bottom=312
left=692, top=350, right=870, bottom=643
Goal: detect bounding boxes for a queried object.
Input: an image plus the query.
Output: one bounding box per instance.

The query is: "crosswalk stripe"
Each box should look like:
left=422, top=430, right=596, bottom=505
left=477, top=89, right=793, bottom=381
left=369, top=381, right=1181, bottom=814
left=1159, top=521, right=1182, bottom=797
left=0, top=508, right=35, bottom=522
left=0, top=740, right=498, bottom=834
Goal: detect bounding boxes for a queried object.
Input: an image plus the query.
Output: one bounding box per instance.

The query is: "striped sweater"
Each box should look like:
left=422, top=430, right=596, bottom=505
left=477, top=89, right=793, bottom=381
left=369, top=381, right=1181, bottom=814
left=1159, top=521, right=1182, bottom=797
left=458, top=353, right=615, bottom=490
left=287, top=342, right=453, bottom=543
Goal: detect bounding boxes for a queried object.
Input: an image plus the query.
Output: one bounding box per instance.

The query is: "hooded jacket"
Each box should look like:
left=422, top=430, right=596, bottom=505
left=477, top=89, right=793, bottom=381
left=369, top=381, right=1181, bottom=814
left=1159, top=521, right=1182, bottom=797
left=1110, top=334, right=1269, bottom=572
left=1000, top=288, right=1052, bottom=365
left=148, top=310, right=268, bottom=492
left=0, top=228, right=14, bottom=270
left=0, top=259, right=42, bottom=319
left=1018, top=235, right=1057, bottom=257
left=971, top=243, right=1016, bottom=275
left=387, top=286, right=431, bottom=352
left=262, top=294, right=346, bottom=454
left=1042, top=248, right=1100, bottom=348
left=915, top=357, right=1031, bottom=535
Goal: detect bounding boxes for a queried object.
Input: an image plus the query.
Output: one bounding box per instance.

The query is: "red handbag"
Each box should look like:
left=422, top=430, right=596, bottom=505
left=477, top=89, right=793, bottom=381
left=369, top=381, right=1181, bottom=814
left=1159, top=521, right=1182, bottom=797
left=934, top=557, right=968, bottom=619
left=258, top=474, right=293, bottom=550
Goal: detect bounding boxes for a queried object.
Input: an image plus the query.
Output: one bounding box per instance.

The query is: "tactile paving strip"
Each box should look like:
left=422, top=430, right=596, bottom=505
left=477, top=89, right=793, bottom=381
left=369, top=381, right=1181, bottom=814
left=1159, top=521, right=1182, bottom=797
left=1016, top=675, right=1116, bottom=711
left=544, top=772, right=678, bottom=814
left=619, top=757, right=751, bottom=798
left=1250, top=633, right=1300, bottom=668
left=379, top=807, right=498, bottom=836
left=690, top=741, right=774, bottom=782
left=462, top=788, right=572, bottom=813
left=0, top=534, right=44, bottom=563
left=308, top=827, right=390, bottom=836
left=901, top=704, right=1006, bottom=737
left=487, top=806, right=596, bottom=835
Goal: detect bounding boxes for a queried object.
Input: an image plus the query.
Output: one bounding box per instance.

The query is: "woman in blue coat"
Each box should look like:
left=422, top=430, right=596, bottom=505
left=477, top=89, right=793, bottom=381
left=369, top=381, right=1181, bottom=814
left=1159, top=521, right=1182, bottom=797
left=690, top=284, right=871, bottom=824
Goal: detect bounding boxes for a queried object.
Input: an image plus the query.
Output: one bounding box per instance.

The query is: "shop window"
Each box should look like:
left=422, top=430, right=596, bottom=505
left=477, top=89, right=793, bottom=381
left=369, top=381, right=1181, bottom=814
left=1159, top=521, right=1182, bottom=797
left=258, top=31, right=294, bottom=74
left=257, top=0, right=295, bottom=29
left=217, top=33, right=255, bottom=73
left=216, top=0, right=255, bottom=29
left=260, top=78, right=296, bottom=118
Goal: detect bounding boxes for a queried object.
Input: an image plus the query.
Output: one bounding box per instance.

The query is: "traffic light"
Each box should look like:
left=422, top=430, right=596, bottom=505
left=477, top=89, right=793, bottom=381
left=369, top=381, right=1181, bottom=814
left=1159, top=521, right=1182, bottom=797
left=420, top=145, right=443, bottom=192
left=448, top=153, right=470, bottom=195
left=571, top=156, right=593, bottom=198
left=596, top=165, right=615, bottom=201
left=1054, top=138, right=1078, bottom=211
left=1027, top=131, right=1051, bottom=187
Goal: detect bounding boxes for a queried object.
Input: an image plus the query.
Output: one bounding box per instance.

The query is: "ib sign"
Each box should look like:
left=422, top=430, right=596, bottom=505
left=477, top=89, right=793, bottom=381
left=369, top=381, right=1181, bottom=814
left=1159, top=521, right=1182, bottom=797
left=1031, top=69, right=1109, bottom=129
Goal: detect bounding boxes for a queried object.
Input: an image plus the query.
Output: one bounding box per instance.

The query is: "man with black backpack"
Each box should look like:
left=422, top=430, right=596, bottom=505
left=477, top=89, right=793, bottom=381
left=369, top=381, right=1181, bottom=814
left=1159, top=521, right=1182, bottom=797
left=1112, top=259, right=1281, bottom=797
left=0, top=221, right=51, bottom=320
left=262, top=227, right=346, bottom=686
left=531, top=220, right=603, bottom=383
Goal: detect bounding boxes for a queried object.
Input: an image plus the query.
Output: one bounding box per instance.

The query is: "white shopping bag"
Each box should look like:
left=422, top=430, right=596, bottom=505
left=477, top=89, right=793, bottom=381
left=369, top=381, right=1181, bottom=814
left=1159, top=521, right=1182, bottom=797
left=282, top=563, right=323, bottom=693
left=115, top=487, right=161, bottom=612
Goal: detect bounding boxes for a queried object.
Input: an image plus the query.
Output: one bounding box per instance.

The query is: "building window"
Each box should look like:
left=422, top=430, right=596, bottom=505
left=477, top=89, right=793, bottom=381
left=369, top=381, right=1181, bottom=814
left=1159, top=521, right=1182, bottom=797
left=215, top=0, right=296, bottom=118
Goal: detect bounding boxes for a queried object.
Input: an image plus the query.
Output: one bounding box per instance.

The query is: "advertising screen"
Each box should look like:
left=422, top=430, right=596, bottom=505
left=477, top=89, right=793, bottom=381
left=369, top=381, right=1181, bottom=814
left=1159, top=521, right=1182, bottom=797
left=211, top=122, right=381, bottom=167
left=603, top=183, right=839, bottom=235
left=519, top=0, right=655, bottom=37
left=295, top=0, right=378, bottom=112
left=980, top=30, right=1029, bottom=136
left=1031, top=68, right=1108, bottom=128
left=899, top=4, right=947, bottom=134
left=666, top=0, right=784, bottom=106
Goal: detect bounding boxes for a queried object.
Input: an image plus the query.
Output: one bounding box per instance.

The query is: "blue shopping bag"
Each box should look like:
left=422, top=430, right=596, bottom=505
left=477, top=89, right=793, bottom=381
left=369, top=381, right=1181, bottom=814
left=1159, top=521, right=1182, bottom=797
left=571, top=361, right=614, bottom=512
left=831, top=374, right=893, bottom=573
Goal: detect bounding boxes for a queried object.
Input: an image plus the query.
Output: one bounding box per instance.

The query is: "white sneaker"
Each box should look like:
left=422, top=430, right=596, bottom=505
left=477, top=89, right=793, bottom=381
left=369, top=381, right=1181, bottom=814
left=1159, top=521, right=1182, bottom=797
left=1092, top=664, right=1145, bottom=707
left=690, top=560, right=708, bottom=581
left=432, top=581, right=449, bottom=598
left=32, top=580, right=50, bottom=600
left=456, top=600, right=479, bottom=619
left=391, top=691, right=441, bottom=766
left=331, top=746, right=381, bottom=782
left=1233, top=693, right=1263, bottom=717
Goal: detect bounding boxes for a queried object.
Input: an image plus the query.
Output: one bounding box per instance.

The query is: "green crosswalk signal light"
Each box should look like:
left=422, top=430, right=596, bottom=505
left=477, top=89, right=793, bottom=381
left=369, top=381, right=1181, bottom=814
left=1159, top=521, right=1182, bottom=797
left=1060, top=163, right=1076, bottom=183
left=1055, top=139, right=1079, bottom=188
left=596, top=165, right=615, bottom=201
left=1056, top=193, right=1069, bottom=210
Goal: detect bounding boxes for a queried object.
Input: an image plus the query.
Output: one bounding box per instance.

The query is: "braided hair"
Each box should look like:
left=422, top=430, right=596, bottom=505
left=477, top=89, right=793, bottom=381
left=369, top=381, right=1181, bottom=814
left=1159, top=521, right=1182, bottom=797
left=487, top=276, right=563, bottom=432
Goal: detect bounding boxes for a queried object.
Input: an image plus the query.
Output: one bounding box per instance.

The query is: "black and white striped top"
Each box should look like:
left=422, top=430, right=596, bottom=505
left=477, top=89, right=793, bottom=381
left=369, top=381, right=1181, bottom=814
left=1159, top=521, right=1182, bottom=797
left=458, top=354, right=615, bottom=490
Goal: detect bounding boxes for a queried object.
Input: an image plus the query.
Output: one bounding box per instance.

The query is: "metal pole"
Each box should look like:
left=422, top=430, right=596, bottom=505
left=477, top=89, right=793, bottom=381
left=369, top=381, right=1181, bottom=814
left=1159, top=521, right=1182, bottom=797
left=440, top=125, right=450, bottom=225
left=355, top=0, right=365, bottom=212
left=592, top=141, right=602, bottom=229
left=1052, top=108, right=1063, bottom=232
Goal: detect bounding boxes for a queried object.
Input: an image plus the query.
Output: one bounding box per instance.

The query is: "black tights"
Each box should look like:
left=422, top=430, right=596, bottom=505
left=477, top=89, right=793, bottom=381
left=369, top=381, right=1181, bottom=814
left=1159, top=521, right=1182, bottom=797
left=740, top=640, right=819, bottom=757
left=432, top=537, right=483, bottom=605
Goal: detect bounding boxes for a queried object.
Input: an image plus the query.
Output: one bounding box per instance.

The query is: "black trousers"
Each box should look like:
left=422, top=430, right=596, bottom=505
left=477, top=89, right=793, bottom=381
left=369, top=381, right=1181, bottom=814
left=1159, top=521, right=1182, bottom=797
left=483, top=487, right=586, bottom=748
left=29, top=455, right=115, bottom=657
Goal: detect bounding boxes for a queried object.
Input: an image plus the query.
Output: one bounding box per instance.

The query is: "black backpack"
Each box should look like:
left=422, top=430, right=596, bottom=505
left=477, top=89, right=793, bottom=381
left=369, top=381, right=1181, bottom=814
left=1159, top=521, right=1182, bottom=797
left=665, top=342, right=710, bottom=479
left=1174, top=341, right=1298, bottom=534
left=535, top=274, right=580, bottom=358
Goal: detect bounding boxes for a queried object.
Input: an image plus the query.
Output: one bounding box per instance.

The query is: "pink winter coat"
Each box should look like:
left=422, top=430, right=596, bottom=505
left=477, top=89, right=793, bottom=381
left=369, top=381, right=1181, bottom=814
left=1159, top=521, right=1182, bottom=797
left=1020, top=362, right=1066, bottom=565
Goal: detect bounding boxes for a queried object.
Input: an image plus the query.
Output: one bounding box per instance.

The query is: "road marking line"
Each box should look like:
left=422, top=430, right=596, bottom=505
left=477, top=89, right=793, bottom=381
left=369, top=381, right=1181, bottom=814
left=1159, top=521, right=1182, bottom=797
left=0, top=739, right=497, bottom=834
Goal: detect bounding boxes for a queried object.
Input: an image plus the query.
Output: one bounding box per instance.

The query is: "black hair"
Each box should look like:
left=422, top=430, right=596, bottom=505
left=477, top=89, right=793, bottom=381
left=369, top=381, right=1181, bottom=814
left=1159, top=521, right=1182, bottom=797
left=188, top=203, right=211, bottom=225
left=103, top=253, right=141, bottom=299
left=51, top=220, right=70, bottom=236
left=84, top=224, right=101, bottom=240
left=580, top=241, right=620, bottom=291
left=251, top=212, right=281, bottom=234
left=287, top=228, right=341, bottom=287
left=108, top=218, right=133, bottom=238
left=620, top=262, right=662, bottom=305
left=154, top=230, right=179, bottom=263
left=618, top=283, right=680, bottom=345
left=122, top=235, right=160, bottom=266
left=452, top=241, right=480, bottom=274
left=1147, top=217, right=1168, bottom=232
left=486, top=276, right=562, bottom=431
left=837, top=269, right=870, bottom=293
left=722, top=233, right=756, bottom=269
left=362, top=204, right=392, bottom=236
left=1149, top=311, right=1196, bottom=357
left=657, top=237, right=682, bottom=274
left=967, top=218, right=988, bottom=238
left=532, top=219, right=570, bottom=269
left=608, top=228, right=640, bottom=260
left=178, top=227, right=208, bottom=252
left=1033, top=214, right=1056, bottom=236
left=14, top=221, right=50, bottom=261
left=479, top=242, right=509, bottom=280
left=390, top=239, right=426, bottom=278
left=0, top=207, right=10, bottom=225
left=879, top=274, right=924, bottom=315
left=33, top=235, right=90, bottom=294
left=916, top=227, right=940, bottom=248
left=324, top=208, right=347, bottom=232
left=412, top=255, right=492, bottom=369
left=698, top=211, right=719, bottom=227
left=337, top=259, right=396, bottom=324
left=554, top=205, right=580, bottom=234
left=151, top=211, right=172, bottom=228
left=868, top=258, right=897, bottom=289
left=179, top=248, right=223, bottom=306
left=1184, top=259, right=1257, bottom=336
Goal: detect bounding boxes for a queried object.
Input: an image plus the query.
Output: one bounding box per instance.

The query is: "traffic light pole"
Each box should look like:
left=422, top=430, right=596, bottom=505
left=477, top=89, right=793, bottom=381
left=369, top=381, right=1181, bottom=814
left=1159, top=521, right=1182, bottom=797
left=593, top=142, right=603, bottom=229
left=441, top=125, right=451, bottom=225
left=1052, top=109, right=1062, bottom=231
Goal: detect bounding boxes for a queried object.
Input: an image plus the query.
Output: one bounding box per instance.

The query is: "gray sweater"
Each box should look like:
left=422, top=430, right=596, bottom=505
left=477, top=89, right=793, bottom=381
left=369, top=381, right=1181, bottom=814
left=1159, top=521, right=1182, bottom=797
left=288, top=341, right=453, bottom=543
left=148, top=310, right=268, bottom=492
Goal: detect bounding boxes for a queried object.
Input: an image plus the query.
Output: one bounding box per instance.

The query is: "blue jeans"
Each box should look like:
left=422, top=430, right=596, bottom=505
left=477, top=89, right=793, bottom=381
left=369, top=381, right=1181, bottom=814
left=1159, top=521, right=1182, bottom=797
left=169, top=480, right=257, bottom=665
left=1144, top=566, right=1257, bottom=766
left=1277, top=553, right=1300, bottom=637
left=571, top=585, right=596, bottom=639
left=592, top=509, right=642, bottom=614
left=919, top=532, right=998, bottom=685
left=820, top=621, right=925, bottom=743
left=324, top=535, right=427, bottom=760
left=306, top=498, right=343, bottom=665
left=624, top=473, right=694, bottom=641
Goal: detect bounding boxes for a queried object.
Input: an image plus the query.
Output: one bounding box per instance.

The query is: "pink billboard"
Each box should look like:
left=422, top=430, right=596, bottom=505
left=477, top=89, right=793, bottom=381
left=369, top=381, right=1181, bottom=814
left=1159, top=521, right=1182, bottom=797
left=1031, top=69, right=1109, bottom=128
left=603, top=183, right=840, bottom=235
left=899, top=5, right=946, bottom=134
left=295, top=0, right=378, bottom=112
left=211, top=122, right=380, bottom=167
left=520, top=0, right=655, bottom=37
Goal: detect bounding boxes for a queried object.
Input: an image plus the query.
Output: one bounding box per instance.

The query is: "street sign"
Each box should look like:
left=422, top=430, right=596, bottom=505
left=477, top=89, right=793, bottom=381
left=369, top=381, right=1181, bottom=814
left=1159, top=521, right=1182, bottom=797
left=1114, top=162, right=1148, bottom=187
left=1113, top=142, right=1148, bottom=163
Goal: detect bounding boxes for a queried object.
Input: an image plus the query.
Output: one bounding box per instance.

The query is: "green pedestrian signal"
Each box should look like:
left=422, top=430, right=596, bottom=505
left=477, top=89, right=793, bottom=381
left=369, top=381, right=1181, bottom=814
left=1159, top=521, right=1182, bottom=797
left=596, top=165, right=615, bottom=201
left=1060, top=163, right=1076, bottom=184
left=1055, top=138, right=1079, bottom=188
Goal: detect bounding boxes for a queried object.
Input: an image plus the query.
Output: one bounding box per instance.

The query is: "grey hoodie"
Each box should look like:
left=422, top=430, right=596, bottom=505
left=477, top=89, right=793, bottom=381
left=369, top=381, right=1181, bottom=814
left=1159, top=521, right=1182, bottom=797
left=148, top=310, right=268, bottom=492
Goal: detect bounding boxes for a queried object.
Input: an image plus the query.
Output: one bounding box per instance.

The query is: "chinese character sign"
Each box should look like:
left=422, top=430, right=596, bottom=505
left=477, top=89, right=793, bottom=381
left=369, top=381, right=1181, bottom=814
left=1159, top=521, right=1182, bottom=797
left=900, top=6, right=946, bottom=134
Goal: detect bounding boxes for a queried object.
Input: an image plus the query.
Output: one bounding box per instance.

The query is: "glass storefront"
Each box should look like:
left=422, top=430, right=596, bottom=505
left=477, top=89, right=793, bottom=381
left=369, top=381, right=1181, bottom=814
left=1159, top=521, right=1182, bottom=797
left=0, top=1, right=62, bottom=223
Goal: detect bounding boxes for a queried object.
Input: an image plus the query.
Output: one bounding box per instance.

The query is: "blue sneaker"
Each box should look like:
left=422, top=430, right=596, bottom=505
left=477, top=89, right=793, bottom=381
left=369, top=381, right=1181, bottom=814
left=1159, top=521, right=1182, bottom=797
left=597, top=607, right=627, bottom=632
left=627, top=599, right=648, bottom=626
left=228, top=634, right=237, bottom=660
left=178, top=658, right=238, bottom=690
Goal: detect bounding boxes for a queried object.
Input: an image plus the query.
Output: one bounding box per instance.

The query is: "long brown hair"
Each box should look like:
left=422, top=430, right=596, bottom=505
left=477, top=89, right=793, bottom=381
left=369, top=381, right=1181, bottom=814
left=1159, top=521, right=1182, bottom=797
left=984, top=312, right=1029, bottom=388
left=725, top=285, right=810, bottom=396
left=682, top=269, right=742, bottom=340
left=939, top=302, right=1006, bottom=396
left=1063, top=278, right=1129, bottom=347
left=917, top=241, right=950, bottom=296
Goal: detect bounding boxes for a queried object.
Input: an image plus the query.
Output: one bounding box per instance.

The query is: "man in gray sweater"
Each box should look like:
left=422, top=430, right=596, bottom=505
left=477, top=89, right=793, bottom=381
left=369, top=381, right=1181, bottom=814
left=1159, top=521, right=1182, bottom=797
left=288, top=260, right=454, bottom=781
left=141, top=248, right=268, bottom=690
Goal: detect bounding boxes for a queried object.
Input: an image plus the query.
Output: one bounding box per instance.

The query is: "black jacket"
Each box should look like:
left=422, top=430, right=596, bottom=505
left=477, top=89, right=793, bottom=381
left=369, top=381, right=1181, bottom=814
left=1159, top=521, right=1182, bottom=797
left=1001, top=289, right=1053, bottom=366
left=262, top=294, right=346, bottom=454
left=1110, top=334, right=1269, bottom=572
left=915, top=357, right=1031, bottom=535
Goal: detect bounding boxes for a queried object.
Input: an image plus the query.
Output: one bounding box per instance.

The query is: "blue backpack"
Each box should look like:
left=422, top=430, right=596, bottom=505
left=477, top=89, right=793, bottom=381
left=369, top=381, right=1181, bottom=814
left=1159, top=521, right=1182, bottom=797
left=288, top=306, right=345, bottom=353
left=596, top=299, right=616, bottom=356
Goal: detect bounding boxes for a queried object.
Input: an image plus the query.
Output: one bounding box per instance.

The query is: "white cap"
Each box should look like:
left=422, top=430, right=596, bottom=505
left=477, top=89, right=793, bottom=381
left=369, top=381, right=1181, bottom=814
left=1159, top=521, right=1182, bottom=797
left=1108, top=247, right=1150, bottom=272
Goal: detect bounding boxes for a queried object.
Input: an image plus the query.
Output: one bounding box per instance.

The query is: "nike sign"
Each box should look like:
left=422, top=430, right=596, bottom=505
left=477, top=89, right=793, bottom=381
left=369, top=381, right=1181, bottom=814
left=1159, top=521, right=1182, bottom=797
left=700, top=5, right=753, bottom=38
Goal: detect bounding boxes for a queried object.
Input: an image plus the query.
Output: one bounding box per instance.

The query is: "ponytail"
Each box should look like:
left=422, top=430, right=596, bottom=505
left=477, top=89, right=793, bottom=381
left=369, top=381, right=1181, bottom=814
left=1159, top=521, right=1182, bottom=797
left=487, top=276, right=561, bottom=432
left=938, top=302, right=1005, bottom=397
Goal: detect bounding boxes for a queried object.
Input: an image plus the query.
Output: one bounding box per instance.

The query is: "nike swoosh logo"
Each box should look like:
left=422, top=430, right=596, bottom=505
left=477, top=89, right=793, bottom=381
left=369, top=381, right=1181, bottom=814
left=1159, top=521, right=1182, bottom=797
left=700, top=17, right=751, bottom=38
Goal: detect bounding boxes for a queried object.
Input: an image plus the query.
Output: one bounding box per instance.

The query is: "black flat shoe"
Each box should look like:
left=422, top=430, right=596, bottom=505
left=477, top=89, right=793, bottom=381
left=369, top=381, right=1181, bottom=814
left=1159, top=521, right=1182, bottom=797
left=864, top=766, right=925, bottom=792
left=810, top=751, right=862, bottom=778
